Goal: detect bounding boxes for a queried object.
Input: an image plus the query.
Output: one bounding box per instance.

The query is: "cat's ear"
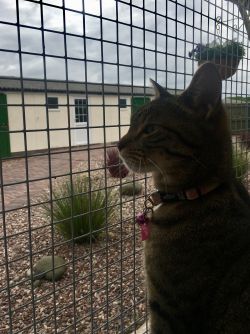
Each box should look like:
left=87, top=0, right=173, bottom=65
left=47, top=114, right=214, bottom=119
left=180, top=62, right=222, bottom=117
left=150, top=79, right=172, bottom=98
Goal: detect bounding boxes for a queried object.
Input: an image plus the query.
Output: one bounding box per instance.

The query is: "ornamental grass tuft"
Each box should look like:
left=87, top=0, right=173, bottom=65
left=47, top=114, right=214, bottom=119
left=42, top=175, right=117, bottom=243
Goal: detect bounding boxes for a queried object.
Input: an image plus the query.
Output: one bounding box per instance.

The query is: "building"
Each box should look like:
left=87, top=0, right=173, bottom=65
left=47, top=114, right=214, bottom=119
left=225, top=96, right=250, bottom=133
left=0, top=77, right=160, bottom=157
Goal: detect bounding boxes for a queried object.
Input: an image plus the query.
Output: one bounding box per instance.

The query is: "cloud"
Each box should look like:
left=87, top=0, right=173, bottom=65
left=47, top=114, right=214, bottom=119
left=0, top=23, right=18, bottom=50
left=0, top=52, right=20, bottom=77
left=0, top=0, right=17, bottom=23
left=19, top=0, right=41, bottom=27
left=0, top=0, right=247, bottom=94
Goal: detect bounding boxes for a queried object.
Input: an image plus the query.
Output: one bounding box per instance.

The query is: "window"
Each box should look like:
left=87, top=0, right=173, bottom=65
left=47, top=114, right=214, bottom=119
left=75, top=99, right=88, bottom=123
left=119, top=98, right=127, bottom=108
left=47, top=97, right=59, bottom=109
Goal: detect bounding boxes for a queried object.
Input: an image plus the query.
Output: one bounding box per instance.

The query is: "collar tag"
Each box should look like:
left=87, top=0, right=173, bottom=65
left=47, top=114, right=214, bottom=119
left=150, top=191, right=162, bottom=205
left=136, top=212, right=150, bottom=241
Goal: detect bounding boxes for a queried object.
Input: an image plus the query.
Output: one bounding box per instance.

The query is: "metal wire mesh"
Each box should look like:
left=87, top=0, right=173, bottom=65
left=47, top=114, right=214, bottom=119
left=0, top=0, right=249, bottom=333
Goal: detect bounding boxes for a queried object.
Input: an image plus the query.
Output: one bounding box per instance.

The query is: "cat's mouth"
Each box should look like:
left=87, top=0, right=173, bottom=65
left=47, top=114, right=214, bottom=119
left=120, top=155, right=140, bottom=173
left=119, top=152, right=151, bottom=174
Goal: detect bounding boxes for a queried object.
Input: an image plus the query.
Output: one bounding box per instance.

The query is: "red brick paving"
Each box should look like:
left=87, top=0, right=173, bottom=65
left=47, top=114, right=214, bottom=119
left=0, top=146, right=106, bottom=212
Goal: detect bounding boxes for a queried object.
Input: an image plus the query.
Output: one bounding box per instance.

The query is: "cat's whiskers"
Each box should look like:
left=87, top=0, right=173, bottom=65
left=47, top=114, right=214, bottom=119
left=147, top=157, right=169, bottom=191
left=130, top=150, right=146, bottom=173
left=135, top=157, right=146, bottom=174
left=121, top=154, right=144, bottom=174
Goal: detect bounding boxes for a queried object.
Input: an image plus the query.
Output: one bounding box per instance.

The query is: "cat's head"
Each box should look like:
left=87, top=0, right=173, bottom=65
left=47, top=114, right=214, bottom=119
left=118, top=62, right=232, bottom=191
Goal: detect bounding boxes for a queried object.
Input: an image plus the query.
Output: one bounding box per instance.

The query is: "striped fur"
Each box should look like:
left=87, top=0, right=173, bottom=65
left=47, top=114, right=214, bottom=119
left=118, top=63, right=250, bottom=333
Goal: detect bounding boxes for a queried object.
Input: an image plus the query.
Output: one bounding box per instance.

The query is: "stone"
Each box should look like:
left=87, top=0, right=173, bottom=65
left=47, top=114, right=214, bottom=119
left=33, top=255, right=66, bottom=281
left=121, top=181, right=143, bottom=196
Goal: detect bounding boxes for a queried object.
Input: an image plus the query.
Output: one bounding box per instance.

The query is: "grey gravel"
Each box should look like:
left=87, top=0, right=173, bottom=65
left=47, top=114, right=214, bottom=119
left=0, top=166, right=154, bottom=334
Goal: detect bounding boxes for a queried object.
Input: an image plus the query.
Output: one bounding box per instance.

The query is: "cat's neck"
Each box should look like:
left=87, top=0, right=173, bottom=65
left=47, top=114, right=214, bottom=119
left=152, top=171, right=221, bottom=196
left=151, top=183, right=222, bottom=204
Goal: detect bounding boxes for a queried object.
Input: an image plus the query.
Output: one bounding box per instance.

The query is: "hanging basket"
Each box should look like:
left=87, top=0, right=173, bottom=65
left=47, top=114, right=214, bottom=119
left=198, top=56, right=241, bottom=80
left=189, top=40, right=245, bottom=80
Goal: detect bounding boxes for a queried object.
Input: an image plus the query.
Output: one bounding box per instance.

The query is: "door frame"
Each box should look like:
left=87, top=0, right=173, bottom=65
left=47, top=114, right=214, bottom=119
left=71, top=96, right=89, bottom=146
left=131, top=96, right=151, bottom=116
left=0, top=93, right=11, bottom=158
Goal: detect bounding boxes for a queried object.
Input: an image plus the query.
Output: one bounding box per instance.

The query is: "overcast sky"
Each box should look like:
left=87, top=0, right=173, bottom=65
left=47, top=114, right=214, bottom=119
left=0, top=0, right=248, bottom=94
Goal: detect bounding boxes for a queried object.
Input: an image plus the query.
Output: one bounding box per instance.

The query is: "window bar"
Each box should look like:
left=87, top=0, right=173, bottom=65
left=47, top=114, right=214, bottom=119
left=62, top=1, right=77, bottom=332
left=40, top=2, right=58, bottom=332
left=80, top=1, right=95, bottom=333
left=0, top=155, right=13, bottom=333
left=99, top=0, right=111, bottom=331
left=15, top=0, right=38, bottom=333
left=0, top=1, right=249, bottom=333
left=142, top=1, right=149, bottom=331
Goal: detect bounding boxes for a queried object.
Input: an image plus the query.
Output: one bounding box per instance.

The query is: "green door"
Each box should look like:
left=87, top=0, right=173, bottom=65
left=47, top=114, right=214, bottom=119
left=131, top=96, right=151, bottom=115
left=0, top=93, right=11, bottom=158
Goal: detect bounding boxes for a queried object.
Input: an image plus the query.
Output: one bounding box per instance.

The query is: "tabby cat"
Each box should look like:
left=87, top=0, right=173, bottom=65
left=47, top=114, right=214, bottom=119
left=118, top=62, right=250, bottom=333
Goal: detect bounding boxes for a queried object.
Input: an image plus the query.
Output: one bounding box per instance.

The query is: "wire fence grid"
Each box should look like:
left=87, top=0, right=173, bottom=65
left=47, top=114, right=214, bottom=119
left=0, top=0, right=249, bottom=333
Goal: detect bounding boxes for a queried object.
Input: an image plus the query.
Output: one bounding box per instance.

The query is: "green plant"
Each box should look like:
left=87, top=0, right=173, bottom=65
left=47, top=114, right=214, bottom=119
left=189, top=40, right=245, bottom=61
left=43, top=175, right=117, bottom=243
left=232, top=145, right=249, bottom=181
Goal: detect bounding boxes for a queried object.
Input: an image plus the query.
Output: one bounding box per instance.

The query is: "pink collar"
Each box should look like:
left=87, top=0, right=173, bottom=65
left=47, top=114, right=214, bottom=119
left=136, top=182, right=221, bottom=241
left=150, top=183, right=221, bottom=205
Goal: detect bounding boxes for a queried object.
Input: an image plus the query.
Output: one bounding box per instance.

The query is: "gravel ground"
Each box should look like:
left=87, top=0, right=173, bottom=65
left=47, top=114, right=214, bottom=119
left=2, top=157, right=248, bottom=334
left=0, top=165, right=153, bottom=334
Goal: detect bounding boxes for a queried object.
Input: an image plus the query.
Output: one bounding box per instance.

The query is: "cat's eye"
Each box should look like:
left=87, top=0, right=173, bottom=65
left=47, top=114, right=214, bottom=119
left=143, top=125, right=157, bottom=134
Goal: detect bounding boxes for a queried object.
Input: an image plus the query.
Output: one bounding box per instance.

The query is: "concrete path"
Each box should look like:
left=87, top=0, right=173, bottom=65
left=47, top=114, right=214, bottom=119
left=0, top=146, right=105, bottom=212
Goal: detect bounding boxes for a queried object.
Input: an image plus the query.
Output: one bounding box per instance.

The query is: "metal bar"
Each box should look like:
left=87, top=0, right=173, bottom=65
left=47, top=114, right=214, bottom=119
left=0, top=1, right=249, bottom=334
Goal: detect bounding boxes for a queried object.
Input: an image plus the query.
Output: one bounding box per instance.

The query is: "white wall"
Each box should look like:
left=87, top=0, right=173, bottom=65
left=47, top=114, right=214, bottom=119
left=7, top=91, right=131, bottom=153
left=88, top=95, right=130, bottom=144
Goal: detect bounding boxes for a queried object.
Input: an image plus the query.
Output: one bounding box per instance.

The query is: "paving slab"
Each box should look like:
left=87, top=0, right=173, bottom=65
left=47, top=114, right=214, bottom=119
left=0, top=146, right=106, bottom=212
